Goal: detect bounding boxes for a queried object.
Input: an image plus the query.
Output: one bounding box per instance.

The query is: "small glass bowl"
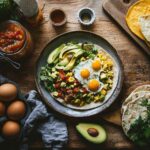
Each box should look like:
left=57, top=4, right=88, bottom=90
left=0, top=20, right=33, bottom=61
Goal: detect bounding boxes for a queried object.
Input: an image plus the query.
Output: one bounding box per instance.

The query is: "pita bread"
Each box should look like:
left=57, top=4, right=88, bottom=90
left=121, top=84, right=150, bottom=114
left=121, top=91, right=150, bottom=114
left=139, top=15, right=150, bottom=42
left=122, top=93, right=150, bottom=135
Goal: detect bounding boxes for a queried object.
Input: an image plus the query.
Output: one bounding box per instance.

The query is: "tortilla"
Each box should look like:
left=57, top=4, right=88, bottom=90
left=139, top=15, right=150, bottom=42
left=122, top=93, right=150, bottom=135
left=131, top=84, right=150, bottom=94
left=121, top=91, right=150, bottom=114
left=126, top=0, right=150, bottom=40
left=121, top=84, right=150, bottom=114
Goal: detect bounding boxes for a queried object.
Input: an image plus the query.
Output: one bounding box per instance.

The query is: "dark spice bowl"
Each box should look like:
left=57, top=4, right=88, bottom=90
left=50, top=8, right=67, bottom=27
left=0, top=20, right=33, bottom=61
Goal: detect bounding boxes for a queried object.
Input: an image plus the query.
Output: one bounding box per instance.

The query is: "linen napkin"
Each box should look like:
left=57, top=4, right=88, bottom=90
left=0, top=75, right=68, bottom=150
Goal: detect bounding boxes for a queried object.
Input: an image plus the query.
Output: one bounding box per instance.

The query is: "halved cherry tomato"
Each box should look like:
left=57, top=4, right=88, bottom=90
left=54, top=83, right=60, bottom=89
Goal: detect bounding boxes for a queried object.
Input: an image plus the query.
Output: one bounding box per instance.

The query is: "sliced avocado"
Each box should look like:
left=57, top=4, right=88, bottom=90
left=54, top=58, right=59, bottom=64
left=63, top=57, right=76, bottom=70
left=59, top=45, right=80, bottom=59
left=62, top=48, right=83, bottom=60
left=63, top=50, right=84, bottom=70
left=82, top=43, right=94, bottom=51
left=47, top=44, right=65, bottom=64
left=56, top=49, right=84, bottom=70
left=58, top=57, right=69, bottom=66
left=76, top=123, right=107, bottom=144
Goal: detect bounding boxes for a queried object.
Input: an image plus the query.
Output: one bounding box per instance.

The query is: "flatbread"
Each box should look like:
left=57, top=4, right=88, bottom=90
left=121, top=84, right=150, bottom=114
left=121, top=91, right=150, bottom=114
left=131, top=84, right=150, bottom=93
left=126, top=0, right=150, bottom=40
left=139, top=15, right=150, bottom=42
left=122, top=93, right=150, bottom=135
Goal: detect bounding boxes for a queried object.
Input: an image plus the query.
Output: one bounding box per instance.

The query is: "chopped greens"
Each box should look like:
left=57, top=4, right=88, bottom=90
left=40, top=64, right=55, bottom=92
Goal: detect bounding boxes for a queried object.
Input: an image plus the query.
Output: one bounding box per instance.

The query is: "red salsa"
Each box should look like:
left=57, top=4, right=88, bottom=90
left=0, top=23, right=25, bottom=53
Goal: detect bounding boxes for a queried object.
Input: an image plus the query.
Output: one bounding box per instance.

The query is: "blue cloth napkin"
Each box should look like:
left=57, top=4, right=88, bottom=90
left=21, top=90, right=68, bottom=150
left=0, top=75, right=68, bottom=150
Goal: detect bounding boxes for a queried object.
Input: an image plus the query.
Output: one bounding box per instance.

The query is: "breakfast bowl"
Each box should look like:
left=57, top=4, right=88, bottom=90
left=0, top=81, right=31, bottom=143
left=0, top=20, right=33, bottom=61
left=35, top=31, right=123, bottom=118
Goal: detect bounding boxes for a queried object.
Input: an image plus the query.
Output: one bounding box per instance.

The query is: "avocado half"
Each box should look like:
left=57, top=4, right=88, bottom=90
left=76, top=123, right=107, bottom=144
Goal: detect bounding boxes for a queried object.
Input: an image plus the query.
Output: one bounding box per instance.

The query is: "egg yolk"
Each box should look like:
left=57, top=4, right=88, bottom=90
left=80, top=69, right=90, bottom=79
left=92, top=60, right=101, bottom=71
left=88, top=79, right=100, bottom=91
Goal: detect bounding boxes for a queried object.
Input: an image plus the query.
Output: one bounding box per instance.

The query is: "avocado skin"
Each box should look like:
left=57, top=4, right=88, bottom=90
left=0, top=0, right=12, bottom=20
left=76, top=123, right=107, bottom=144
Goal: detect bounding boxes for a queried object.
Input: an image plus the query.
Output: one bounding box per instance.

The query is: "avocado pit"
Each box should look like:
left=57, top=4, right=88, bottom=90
left=87, top=128, right=99, bottom=137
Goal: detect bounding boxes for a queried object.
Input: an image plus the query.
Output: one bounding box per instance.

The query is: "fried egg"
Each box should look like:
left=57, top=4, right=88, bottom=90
left=86, top=78, right=103, bottom=93
left=73, top=60, right=93, bottom=84
left=73, top=59, right=103, bottom=93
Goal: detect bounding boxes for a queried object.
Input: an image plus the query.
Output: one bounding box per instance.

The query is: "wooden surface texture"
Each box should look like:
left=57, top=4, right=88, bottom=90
left=0, top=0, right=150, bottom=149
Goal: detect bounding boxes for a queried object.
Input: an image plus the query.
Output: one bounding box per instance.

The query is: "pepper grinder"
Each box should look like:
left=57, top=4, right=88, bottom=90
left=14, top=0, right=43, bottom=26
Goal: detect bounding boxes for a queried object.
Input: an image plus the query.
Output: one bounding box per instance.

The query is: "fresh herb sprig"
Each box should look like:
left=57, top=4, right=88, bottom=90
left=127, top=99, right=150, bottom=147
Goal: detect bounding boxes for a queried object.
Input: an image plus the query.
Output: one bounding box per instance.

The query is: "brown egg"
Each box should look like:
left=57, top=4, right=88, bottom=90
left=2, top=121, right=21, bottom=138
left=0, top=101, right=5, bottom=116
left=7, top=100, right=26, bottom=120
left=0, top=83, right=17, bottom=102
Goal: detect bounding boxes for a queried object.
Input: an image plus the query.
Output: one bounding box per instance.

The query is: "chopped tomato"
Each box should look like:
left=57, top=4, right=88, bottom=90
left=54, top=83, right=60, bottom=89
left=74, top=79, right=79, bottom=84
left=66, top=89, right=72, bottom=94
left=82, top=87, right=87, bottom=93
left=59, top=70, right=66, bottom=80
left=65, top=76, right=69, bottom=82
left=58, top=92, right=62, bottom=97
left=73, top=88, right=79, bottom=93
left=0, top=23, right=25, bottom=53
left=61, top=88, right=66, bottom=92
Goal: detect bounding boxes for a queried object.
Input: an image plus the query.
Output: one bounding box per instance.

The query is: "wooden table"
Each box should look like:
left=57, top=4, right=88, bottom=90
left=0, top=0, right=150, bottom=149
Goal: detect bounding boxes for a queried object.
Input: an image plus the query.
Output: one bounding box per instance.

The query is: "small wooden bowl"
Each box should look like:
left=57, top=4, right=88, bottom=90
left=50, top=8, right=67, bottom=27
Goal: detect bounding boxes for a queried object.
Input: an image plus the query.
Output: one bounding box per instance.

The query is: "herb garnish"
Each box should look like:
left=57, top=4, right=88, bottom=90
left=127, top=99, right=150, bottom=147
left=40, top=64, right=55, bottom=92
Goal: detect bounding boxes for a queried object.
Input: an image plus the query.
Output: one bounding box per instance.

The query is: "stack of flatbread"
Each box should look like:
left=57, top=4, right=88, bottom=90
left=121, top=84, right=150, bottom=136
left=126, top=0, right=150, bottom=48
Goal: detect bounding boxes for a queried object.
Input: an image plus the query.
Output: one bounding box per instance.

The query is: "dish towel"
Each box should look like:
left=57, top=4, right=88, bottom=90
left=0, top=75, right=68, bottom=150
